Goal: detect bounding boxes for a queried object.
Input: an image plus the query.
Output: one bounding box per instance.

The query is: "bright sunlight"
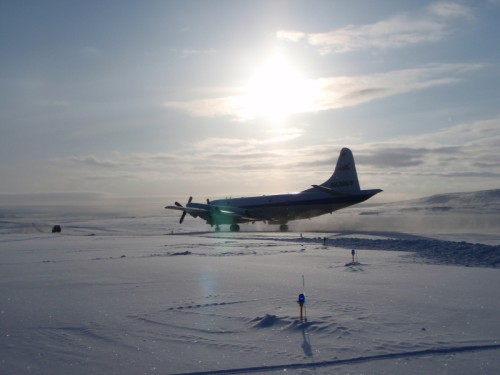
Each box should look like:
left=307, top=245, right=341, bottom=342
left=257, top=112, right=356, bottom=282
left=239, top=54, right=320, bottom=122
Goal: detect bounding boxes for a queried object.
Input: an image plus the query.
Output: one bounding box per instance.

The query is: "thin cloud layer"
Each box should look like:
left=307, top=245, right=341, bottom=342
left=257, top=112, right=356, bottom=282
left=375, top=118, right=500, bottom=178
left=165, top=63, right=484, bottom=119
left=47, top=117, right=499, bottom=198
left=279, top=2, right=473, bottom=54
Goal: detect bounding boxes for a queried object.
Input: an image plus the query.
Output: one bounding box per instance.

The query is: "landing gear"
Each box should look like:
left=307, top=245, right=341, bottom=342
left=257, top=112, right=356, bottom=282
left=279, top=224, right=289, bottom=232
left=213, top=224, right=239, bottom=232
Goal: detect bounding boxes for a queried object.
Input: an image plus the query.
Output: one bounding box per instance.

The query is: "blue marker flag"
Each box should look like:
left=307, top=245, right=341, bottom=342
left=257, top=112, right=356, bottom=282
left=298, top=293, right=305, bottom=304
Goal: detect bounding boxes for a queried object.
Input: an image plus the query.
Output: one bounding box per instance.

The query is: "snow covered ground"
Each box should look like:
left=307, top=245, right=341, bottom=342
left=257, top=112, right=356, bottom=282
left=1, top=213, right=500, bottom=374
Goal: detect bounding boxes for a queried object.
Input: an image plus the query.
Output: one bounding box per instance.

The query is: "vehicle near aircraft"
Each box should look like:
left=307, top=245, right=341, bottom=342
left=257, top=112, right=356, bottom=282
left=165, top=147, right=382, bottom=232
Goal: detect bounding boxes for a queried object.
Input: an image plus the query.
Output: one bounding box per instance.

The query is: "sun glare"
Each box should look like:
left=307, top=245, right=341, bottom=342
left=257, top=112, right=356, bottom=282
left=241, top=54, right=320, bottom=122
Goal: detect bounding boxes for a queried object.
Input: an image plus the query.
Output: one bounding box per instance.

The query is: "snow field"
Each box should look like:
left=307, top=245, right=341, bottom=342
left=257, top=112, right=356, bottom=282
left=1, top=218, right=500, bottom=374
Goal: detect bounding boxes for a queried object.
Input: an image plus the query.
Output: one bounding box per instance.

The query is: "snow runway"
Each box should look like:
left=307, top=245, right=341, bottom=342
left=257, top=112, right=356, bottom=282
left=1, top=218, right=500, bottom=374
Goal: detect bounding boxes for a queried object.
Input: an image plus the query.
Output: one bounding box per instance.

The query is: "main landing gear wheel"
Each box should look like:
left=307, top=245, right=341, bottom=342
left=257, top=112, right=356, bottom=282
left=230, top=224, right=240, bottom=232
left=279, top=224, right=289, bottom=232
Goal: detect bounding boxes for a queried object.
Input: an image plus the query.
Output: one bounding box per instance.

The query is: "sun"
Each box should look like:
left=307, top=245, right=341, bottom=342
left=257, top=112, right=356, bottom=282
left=240, top=54, right=320, bottom=122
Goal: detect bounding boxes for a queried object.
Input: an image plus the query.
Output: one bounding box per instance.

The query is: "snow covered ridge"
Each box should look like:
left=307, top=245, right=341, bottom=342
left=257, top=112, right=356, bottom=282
left=384, top=188, right=500, bottom=213
left=314, top=236, right=500, bottom=268
left=413, top=189, right=500, bottom=207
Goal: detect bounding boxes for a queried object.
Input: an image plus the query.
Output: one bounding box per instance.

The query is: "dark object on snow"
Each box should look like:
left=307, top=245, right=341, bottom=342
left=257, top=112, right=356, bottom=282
left=52, top=225, right=61, bottom=233
left=169, top=251, right=191, bottom=256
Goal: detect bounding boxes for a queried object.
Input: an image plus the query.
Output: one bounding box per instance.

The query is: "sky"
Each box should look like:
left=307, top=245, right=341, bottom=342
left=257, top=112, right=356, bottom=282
left=1, top=0, right=499, bottom=215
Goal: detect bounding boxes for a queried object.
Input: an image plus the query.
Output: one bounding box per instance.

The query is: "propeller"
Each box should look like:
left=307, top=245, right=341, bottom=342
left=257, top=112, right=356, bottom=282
left=175, top=196, right=192, bottom=224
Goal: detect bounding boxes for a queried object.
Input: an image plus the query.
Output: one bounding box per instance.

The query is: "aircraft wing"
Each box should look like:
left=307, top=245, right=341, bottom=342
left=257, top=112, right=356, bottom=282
left=212, top=206, right=260, bottom=222
left=165, top=203, right=260, bottom=223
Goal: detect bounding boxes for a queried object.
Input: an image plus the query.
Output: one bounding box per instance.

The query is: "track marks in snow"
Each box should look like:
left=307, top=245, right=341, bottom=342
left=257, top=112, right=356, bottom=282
left=4, top=322, right=133, bottom=371
left=171, top=341, right=500, bottom=375
left=37, top=324, right=129, bottom=348
left=166, top=300, right=250, bottom=311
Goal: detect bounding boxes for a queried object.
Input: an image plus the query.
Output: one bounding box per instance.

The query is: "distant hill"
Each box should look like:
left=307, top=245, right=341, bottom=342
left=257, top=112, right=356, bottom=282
left=356, top=189, right=500, bottom=216
left=345, top=189, right=500, bottom=239
left=405, top=189, right=500, bottom=209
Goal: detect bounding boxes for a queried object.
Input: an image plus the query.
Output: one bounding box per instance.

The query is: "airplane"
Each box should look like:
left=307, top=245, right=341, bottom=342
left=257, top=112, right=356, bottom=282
left=165, top=147, right=382, bottom=232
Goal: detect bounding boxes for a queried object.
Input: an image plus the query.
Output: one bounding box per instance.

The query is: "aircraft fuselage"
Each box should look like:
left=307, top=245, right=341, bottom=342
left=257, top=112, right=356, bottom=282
left=209, top=189, right=380, bottom=225
left=166, top=148, right=382, bottom=231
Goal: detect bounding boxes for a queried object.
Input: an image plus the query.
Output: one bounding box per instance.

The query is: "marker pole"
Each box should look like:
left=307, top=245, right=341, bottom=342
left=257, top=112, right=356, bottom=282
left=298, top=293, right=305, bottom=321
left=302, top=275, right=307, bottom=322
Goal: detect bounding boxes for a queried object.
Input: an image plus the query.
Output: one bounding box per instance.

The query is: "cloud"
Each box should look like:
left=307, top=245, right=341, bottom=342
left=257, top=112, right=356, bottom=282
left=44, top=127, right=312, bottom=197
left=424, top=118, right=500, bottom=145
left=12, top=120, right=489, bottom=207
left=357, top=148, right=428, bottom=167
left=192, top=118, right=500, bottom=195
left=45, top=117, right=499, bottom=200
left=165, top=63, right=484, bottom=119
left=279, top=1, right=473, bottom=54
left=317, top=63, right=483, bottom=110
left=308, top=16, right=445, bottom=54
left=352, top=118, right=500, bottom=175
left=164, top=96, right=244, bottom=118
left=276, top=30, right=305, bottom=42
left=193, top=129, right=304, bottom=154
left=54, top=152, right=179, bottom=172
left=427, top=2, right=473, bottom=19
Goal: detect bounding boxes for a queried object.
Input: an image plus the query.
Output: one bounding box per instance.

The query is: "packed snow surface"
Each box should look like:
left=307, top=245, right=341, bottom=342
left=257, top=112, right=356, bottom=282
left=1, top=215, right=500, bottom=374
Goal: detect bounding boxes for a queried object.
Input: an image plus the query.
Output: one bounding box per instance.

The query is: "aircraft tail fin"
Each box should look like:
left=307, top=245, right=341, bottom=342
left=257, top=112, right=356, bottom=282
left=320, top=148, right=360, bottom=192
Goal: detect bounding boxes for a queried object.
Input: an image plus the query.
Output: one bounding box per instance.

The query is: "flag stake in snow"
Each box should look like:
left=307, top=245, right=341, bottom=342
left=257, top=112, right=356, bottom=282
left=298, top=293, right=305, bottom=321
left=351, top=249, right=357, bottom=263
left=297, top=274, right=307, bottom=322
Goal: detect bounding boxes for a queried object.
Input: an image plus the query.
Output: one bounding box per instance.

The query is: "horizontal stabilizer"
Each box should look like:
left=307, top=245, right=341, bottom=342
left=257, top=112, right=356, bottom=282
left=311, top=184, right=353, bottom=196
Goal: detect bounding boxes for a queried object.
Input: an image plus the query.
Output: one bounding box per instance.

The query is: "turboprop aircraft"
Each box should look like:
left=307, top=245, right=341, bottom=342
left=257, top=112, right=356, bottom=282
left=165, top=147, right=382, bottom=232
